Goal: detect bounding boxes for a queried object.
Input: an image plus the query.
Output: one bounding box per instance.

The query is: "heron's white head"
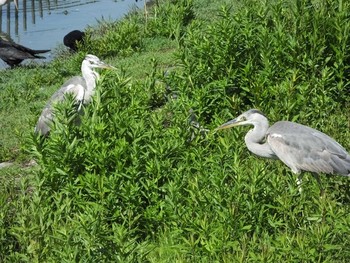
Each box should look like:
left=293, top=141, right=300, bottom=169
left=216, top=109, right=268, bottom=130
left=83, top=54, right=116, bottom=70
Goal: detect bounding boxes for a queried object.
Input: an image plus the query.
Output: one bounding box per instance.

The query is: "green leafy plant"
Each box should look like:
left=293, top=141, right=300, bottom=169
left=1, top=0, right=350, bottom=262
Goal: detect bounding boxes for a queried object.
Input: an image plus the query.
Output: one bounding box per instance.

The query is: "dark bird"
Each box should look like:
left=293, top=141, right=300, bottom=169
left=63, top=30, right=85, bottom=52
left=0, top=35, right=50, bottom=68
left=216, top=109, right=350, bottom=192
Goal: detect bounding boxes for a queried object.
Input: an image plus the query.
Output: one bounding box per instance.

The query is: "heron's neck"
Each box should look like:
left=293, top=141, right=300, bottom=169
left=81, top=64, right=100, bottom=103
left=245, top=120, right=276, bottom=159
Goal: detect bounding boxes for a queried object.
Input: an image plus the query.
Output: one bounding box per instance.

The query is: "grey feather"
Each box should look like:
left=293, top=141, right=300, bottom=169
left=35, top=54, right=115, bottom=136
left=267, top=121, right=350, bottom=175
left=217, top=109, right=350, bottom=179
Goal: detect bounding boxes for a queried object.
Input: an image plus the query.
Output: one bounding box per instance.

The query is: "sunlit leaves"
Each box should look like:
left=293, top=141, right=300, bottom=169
left=3, top=0, right=350, bottom=262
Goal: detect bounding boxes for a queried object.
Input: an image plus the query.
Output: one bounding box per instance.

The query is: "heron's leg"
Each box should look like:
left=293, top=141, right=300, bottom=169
left=144, top=0, right=148, bottom=23
left=312, top=173, right=324, bottom=196
left=77, top=100, right=83, bottom=112
left=296, top=174, right=303, bottom=194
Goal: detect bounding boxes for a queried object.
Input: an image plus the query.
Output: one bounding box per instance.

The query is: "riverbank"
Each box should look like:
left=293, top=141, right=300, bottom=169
left=1, top=0, right=350, bottom=261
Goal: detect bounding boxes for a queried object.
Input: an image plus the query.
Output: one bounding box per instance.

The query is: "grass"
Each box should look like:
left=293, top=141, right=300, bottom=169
left=1, top=0, right=350, bottom=261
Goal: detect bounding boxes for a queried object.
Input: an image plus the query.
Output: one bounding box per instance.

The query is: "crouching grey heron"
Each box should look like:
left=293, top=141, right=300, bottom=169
left=216, top=109, right=350, bottom=192
left=35, top=54, right=115, bottom=136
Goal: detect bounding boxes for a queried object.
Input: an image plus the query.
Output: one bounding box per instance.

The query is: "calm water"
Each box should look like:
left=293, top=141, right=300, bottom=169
left=0, top=0, right=145, bottom=68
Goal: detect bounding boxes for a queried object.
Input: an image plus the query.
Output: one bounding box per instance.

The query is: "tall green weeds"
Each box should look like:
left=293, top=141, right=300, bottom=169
left=1, top=0, right=350, bottom=262
left=176, top=0, right=350, bottom=122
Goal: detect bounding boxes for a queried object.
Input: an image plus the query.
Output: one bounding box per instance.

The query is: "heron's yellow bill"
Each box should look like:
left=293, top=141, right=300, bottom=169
left=96, top=61, right=116, bottom=70
left=100, top=64, right=116, bottom=70
left=215, top=119, right=242, bottom=130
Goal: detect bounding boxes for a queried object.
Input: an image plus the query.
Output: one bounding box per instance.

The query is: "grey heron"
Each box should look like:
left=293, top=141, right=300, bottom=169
left=216, top=109, right=350, bottom=192
left=63, top=30, right=85, bottom=52
left=0, top=0, right=18, bottom=9
left=35, top=54, right=115, bottom=136
left=0, top=34, right=50, bottom=68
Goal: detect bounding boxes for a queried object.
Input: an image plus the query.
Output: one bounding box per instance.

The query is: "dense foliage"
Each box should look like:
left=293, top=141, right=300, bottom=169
left=1, top=0, right=350, bottom=261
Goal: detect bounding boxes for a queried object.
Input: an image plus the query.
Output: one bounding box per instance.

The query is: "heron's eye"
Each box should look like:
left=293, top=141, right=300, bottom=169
left=241, top=116, right=246, bottom=121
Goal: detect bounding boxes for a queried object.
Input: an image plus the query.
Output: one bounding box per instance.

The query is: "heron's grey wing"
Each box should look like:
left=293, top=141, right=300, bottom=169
left=267, top=121, right=350, bottom=176
left=48, top=76, right=86, bottom=103
left=35, top=77, right=86, bottom=135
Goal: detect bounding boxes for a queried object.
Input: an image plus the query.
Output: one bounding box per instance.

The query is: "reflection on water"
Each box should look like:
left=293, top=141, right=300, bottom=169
left=0, top=0, right=144, bottom=68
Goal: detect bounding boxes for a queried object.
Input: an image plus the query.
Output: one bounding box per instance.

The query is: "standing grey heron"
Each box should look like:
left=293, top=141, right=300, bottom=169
left=0, top=34, right=50, bottom=68
left=216, top=109, right=350, bottom=191
left=35, top=54, right=115, bottom=136
left=0, top=0, right=17, bottom=9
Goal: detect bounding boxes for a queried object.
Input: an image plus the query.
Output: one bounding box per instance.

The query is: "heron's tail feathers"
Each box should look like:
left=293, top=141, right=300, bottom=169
left=330, top=153, right=350, bottom=176
left=345, top=156, right=350, bottom=176
left=35, top=107, right=52, bottom=137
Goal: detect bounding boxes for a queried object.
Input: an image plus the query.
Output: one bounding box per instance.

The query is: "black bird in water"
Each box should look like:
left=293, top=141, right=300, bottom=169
left=63, top=30, right=85, bottom=52
left=0, top=34, right=50, bottom=68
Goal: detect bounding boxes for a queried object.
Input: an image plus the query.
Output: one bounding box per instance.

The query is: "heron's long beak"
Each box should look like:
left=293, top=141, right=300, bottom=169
left=99, top=63, right=116, bottom=70
left=215, top=118, right=242, bottom=130
left=97, top=62, right=116, bottom=70
left=14, top=0, right=18, bottom=10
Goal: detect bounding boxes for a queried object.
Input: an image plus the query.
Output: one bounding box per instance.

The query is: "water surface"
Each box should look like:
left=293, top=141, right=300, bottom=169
left=0, top=0, right=144, bottom=68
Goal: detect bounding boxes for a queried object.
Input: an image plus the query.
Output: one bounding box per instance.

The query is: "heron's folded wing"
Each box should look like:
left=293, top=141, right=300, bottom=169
left=48, top=76, right=85, bottom=103
left=267, top=132, right=335, bottom=174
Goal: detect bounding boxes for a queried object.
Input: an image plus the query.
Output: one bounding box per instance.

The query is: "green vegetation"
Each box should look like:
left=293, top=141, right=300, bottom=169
left=1, top=0, right=350, bottom=261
